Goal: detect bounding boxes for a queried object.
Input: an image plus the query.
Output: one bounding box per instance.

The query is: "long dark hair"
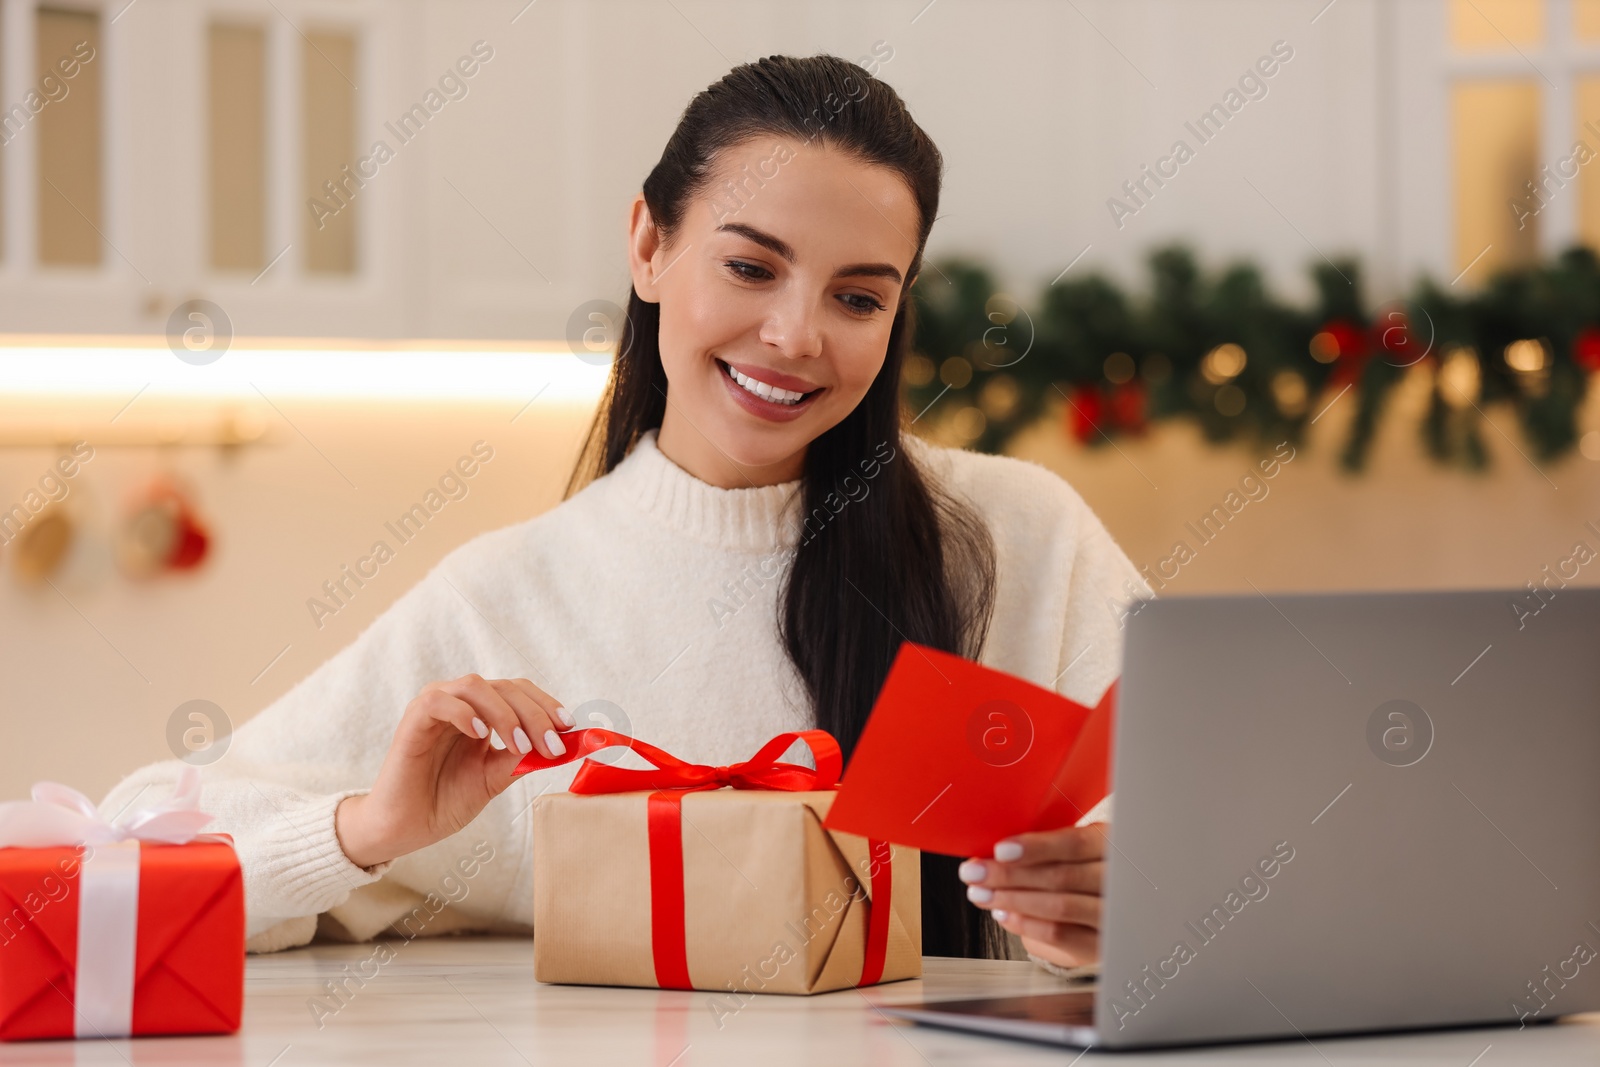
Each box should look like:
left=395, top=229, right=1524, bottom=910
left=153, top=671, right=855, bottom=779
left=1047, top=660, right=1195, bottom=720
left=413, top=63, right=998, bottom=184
left=566, top=54, right=1003, bottom=958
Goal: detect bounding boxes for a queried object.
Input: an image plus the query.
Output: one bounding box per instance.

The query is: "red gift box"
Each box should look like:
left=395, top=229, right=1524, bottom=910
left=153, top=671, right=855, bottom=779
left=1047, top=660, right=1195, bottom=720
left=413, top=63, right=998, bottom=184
left=0, top=837, right=243, bottom=1040
left=0, top=770, right=244, bottom=1041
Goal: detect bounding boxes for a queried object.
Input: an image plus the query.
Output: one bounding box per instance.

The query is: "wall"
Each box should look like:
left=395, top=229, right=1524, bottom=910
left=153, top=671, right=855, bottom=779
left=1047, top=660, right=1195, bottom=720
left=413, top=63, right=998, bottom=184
left=0, top=383, right=600, bottom=800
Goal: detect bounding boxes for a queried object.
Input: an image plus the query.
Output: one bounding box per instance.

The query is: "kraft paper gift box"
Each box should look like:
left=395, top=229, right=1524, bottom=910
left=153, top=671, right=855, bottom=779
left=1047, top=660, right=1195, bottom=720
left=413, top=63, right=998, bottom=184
left=518, top=729, right=921, bottom=994
left=0, top=769, right=244, bottom=1041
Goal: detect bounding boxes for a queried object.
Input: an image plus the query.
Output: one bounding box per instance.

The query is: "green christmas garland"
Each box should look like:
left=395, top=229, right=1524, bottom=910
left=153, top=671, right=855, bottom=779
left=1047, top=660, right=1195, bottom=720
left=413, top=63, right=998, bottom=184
left=906, top=245, right=1600, bottom=471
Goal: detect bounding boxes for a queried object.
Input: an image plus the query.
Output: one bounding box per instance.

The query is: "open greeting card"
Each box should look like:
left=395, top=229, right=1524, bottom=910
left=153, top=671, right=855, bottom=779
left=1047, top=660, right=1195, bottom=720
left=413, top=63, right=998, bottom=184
left=823, top=642, right=1115, bottom=857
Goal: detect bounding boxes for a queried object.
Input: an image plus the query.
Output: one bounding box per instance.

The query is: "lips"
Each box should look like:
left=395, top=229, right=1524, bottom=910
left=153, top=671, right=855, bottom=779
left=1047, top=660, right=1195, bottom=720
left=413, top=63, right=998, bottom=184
left=715, top=358, right=824, bottom=422
left=720, top=359, right=821, bottom=396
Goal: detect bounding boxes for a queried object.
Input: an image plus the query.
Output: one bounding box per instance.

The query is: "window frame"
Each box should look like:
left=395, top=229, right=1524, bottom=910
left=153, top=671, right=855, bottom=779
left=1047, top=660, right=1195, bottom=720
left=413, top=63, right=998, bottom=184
left=0, top=0, right=400, bottom=336
left=1443, top=0, right=1600, bottom=271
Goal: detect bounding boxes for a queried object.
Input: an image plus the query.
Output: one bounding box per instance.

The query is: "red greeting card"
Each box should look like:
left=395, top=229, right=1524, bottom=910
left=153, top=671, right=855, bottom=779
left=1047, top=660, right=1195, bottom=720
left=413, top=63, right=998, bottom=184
left=822, top=642, right=1115, bottom=857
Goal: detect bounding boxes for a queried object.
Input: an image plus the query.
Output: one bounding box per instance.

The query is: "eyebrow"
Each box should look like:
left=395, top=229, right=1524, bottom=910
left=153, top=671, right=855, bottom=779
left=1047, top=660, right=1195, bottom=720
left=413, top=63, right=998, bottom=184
left=716, top=223, right=904, bottom=286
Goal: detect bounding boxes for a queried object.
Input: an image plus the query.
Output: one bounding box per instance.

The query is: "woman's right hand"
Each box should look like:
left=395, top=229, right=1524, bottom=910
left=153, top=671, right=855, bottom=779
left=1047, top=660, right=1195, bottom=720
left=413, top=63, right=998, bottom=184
left=334, top=675, right=574, bottom=869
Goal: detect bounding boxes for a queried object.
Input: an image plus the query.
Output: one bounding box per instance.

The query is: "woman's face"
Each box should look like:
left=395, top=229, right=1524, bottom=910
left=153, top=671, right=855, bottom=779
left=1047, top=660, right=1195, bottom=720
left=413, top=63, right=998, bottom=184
left=629, top=136, right=921, bottom=488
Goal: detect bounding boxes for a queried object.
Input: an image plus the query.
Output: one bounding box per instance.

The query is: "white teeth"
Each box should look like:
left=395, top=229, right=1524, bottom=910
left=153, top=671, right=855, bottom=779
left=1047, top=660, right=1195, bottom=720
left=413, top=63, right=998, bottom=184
left=725, top=363, right=809, bottom=405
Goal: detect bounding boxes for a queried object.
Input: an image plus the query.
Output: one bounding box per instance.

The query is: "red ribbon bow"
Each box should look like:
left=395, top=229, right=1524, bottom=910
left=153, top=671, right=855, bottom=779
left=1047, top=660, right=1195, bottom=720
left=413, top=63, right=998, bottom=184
left=518, top=727, right=844, bottom=795
left=513, top=729, right=893, bottom=990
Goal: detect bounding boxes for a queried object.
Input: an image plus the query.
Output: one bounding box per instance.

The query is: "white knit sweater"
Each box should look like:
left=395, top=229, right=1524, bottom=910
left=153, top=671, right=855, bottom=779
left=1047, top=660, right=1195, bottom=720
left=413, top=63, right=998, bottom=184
left=97, top=428, right=1145, bottom=959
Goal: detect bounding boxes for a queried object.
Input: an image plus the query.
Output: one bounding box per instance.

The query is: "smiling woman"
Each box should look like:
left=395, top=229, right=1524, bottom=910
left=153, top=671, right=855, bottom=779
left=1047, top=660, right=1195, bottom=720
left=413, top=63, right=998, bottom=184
left=565, top=56, right=1019, bottom=955
left=562, top=55, right=1131, bottom=964
left=96, top=54, right=1144, bottom=979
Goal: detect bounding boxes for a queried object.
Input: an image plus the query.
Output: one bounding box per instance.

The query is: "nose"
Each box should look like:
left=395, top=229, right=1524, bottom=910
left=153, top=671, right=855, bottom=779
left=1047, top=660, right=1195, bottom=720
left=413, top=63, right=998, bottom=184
left=756, top=283, right=822, bottom=360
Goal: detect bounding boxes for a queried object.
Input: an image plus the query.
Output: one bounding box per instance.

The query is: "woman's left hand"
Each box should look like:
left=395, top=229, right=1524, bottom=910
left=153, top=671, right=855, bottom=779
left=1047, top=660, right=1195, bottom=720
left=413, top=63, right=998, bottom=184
left=958, top=823, right=1107, bottom=969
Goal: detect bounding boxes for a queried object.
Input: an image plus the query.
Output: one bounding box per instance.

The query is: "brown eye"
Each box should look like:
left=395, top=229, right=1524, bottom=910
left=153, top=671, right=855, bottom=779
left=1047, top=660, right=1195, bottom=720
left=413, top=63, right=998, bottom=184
left=840, top=292, right=885, bottom=316
left=725, top=260, right=771, bottom=281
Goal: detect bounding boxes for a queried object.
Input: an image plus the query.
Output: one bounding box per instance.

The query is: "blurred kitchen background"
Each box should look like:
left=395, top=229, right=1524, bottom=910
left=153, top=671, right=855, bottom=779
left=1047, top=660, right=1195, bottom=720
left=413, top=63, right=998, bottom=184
left=1, top=0, right=1597, bottom=799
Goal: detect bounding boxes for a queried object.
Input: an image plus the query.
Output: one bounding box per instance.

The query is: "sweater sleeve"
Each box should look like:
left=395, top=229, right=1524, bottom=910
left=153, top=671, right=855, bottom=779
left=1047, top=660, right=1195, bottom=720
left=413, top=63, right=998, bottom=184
left=95, top=554, right=503, bottom=949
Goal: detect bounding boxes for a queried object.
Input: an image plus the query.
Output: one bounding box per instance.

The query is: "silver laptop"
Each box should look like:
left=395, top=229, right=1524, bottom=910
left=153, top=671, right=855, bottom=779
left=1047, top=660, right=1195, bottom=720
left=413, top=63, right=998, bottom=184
left=885, top=588, right=1600, bottom=1048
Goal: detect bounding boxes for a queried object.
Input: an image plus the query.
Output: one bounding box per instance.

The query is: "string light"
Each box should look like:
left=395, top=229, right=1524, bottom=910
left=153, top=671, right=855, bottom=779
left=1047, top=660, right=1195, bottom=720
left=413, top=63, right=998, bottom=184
left=1103, top=352, right=1135, bottom=384
left=1271, top=370, right=1308, bottom=417
left=1309, top=331, right=1340, bottom=363
left=1201, top=343, right=1247, bottom=384
left=1438, top=345, right=1481, bottom=408
left=1504, top=339, right=1547, bottom=373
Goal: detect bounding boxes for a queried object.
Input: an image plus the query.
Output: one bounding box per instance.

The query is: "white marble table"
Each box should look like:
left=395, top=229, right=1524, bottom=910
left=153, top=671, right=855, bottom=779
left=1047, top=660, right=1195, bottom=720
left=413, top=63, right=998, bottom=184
left=6, top=936, right=1600, bottom=1065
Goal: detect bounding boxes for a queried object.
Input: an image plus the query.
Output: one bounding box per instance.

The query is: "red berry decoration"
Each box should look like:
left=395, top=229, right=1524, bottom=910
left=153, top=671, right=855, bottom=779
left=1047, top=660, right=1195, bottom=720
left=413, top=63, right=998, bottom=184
left=1574, top=327, right=1600, bottom=373
left=1064, top=384, right=1104, bottom=444
left=1109, top=379, right=1148, bottom=434
left=1321, top=318, right=1373, bottom=386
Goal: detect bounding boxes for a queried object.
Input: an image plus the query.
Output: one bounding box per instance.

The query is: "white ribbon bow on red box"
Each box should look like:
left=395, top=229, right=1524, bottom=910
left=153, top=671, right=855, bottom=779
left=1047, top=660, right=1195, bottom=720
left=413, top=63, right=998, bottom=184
left=0, top=766, right=216, bottom=1038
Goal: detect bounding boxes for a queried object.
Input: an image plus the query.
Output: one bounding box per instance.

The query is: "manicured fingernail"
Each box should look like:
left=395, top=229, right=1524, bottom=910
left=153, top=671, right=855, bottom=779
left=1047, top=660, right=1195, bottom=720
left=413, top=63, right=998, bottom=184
left=994, top=841, right=1024, bottom=862
left=544, top=729, right=566, bottom=757
left=958, top=861, right=987, bottom=883
left=471, top=717, right=489, bottom=739
left=992, top=910, right=1010, bottom=922
left=554, top=705, right=575, bottom=728
left=966, top=885, right=994, bottom=904
left=512, top=727, right=533, bottom=754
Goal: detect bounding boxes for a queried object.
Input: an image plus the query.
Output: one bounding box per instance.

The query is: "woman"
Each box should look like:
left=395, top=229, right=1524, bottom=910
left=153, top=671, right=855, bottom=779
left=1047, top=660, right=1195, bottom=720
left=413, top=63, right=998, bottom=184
left=100, top=54, right=1144, bottom=975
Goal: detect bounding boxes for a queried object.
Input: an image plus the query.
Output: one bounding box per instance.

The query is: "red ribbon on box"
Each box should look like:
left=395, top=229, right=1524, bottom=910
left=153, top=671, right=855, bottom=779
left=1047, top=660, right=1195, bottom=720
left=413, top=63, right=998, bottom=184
left=514, top=729, right=894, bottom=988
